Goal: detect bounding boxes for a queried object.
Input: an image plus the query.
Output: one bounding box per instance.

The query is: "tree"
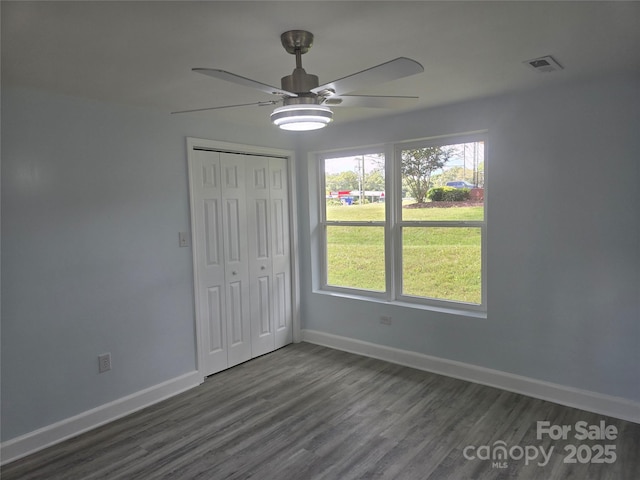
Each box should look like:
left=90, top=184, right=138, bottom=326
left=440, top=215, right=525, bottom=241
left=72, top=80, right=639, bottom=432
left=431, top=166, right=464, bottom=187
left=401, top=146, right=454, bottom=203
left=325, top=170, right=359, bottom=192
left=364, top=169, right=385, bottom=191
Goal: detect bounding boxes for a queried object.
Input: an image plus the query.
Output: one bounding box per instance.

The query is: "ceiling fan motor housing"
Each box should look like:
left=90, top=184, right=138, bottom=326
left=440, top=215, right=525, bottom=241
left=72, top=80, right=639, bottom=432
left=281, top=68, right=319, bottom=95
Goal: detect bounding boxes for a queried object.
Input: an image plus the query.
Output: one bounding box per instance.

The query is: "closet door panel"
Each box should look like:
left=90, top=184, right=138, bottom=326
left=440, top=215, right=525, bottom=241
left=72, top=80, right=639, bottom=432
left=246, top=157, right=275, bottom=357
left=269, top=158, right=293, bottom=348
left=191, top=151, right=228, bottom=375
left=206, top=286, right=224, bottom=352
left=221, top=153, right=252, bottom=367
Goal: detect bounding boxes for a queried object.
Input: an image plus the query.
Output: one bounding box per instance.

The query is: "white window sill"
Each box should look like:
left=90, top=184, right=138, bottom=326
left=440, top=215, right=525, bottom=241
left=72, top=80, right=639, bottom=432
left=312, top=288, right=487, bottom=319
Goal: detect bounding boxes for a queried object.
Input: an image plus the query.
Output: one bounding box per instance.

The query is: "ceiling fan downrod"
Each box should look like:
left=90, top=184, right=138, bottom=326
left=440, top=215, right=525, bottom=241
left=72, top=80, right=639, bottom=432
left=280, top=30, right=321, bottom=98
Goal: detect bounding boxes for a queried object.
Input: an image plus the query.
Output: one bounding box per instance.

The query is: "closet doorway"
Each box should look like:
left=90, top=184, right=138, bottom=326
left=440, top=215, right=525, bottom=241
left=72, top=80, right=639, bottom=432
left=187, top=138, right=298, bottom=376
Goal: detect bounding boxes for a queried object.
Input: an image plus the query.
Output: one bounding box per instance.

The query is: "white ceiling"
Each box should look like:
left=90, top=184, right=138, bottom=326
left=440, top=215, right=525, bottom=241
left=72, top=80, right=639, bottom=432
left=3, top=1, right=640, bottom=128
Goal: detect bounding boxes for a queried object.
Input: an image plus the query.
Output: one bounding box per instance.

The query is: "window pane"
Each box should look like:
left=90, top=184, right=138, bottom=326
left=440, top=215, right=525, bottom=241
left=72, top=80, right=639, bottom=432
left=326, top=226, right=385, bottom=291
left=402, top=227, right=481, bottom=304
left=401, top=141, right=484, bottom=221
left=325, top=154, right=385, bottom=221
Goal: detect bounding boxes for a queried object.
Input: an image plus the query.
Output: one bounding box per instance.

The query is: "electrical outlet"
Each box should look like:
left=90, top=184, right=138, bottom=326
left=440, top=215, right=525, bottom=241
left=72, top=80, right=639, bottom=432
left=98, top=353, right=112, bottom=373
left=380, top=315, right=392, bottom=325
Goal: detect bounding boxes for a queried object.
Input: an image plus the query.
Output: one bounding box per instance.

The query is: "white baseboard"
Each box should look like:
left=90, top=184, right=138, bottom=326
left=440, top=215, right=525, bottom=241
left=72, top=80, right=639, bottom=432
left=4, top=335, right=638, bottom=465
left=1, top=371, right=202, bottom=465
left=302, top=329, right=640, bottom=424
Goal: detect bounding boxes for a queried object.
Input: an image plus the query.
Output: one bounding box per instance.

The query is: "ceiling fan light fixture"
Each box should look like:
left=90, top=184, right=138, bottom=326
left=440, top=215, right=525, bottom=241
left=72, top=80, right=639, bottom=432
left=271, top=104, right=333, bottom=131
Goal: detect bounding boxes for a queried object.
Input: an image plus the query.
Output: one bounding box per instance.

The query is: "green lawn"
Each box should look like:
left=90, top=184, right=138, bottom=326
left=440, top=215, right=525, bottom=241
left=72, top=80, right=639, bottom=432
left=326, top=201, right=484, bottom=222
left=326, top=202, right=482, bottom=303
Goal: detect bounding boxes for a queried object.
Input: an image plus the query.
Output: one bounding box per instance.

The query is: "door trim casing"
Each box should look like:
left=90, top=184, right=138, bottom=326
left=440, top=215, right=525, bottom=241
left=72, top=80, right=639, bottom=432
left=186, top=137, right=300, bottom=380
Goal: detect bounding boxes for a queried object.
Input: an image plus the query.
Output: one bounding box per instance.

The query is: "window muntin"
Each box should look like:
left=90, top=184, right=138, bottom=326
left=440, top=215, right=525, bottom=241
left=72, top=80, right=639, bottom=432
left=319, top=134, right=486, bottom=311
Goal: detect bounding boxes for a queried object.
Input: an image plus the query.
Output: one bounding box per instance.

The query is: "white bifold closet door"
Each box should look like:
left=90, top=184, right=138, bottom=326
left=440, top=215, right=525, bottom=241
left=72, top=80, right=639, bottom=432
left=245, top=156, right=292, bottom=358
left=191, top=149, right=292, bottom=376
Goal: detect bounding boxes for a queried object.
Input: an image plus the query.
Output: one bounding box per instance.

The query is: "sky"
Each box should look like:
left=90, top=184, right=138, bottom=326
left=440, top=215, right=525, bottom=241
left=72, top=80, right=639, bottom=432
left=323, top=141, right=485, bottom=176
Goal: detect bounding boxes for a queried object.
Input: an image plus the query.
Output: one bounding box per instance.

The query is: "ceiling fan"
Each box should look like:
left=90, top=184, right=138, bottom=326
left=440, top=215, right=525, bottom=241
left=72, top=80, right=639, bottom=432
left=173, top=30, right=424, bottom=131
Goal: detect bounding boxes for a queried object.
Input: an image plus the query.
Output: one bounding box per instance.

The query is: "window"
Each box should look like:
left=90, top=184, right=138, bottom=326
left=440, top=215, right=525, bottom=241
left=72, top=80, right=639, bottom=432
left=323, top=151, right=387, bottom=294
left=319, top=134, right=486, bottom=311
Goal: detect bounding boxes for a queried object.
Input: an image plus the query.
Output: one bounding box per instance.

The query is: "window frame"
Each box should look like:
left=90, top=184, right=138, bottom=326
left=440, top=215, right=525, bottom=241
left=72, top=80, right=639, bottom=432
left=317, top=132, right=487, bottom=314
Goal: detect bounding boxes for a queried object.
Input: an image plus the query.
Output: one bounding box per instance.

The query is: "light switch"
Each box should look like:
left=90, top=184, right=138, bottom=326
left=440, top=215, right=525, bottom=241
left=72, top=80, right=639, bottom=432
left=179, top=231, right=190, bottom=247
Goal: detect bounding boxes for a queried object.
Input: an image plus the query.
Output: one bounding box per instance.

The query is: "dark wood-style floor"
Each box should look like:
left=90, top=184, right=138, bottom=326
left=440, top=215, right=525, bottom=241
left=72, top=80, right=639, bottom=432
left=3, top=342, right=639, bottom=479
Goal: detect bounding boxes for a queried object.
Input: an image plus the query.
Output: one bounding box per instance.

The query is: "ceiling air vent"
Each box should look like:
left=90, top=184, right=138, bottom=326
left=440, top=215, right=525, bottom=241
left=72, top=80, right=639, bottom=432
left=524, top=55, right=563, bottom=73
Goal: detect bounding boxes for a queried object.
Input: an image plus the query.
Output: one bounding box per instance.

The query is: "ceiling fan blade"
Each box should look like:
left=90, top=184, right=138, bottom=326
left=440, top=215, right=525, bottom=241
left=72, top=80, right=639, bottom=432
left=193, top=68, right=298, bottom=97
left=311, top=57, right=424, bottom=96
left=171, top=100, right=278, bottom=114
left=322, top=95, right=419, bottom=109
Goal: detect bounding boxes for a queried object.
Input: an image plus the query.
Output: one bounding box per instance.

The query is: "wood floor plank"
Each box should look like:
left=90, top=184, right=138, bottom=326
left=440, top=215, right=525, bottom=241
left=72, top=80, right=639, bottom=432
left=2, top=342, right=638, bottom=479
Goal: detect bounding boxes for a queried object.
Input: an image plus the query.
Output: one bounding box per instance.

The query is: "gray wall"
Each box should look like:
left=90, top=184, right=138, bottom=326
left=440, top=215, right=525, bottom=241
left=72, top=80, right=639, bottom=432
left=0, top=87, right=293, bottom=441
left=297, top=73, right=640, bottom=403
left=2, top=73, right=639, bottom=444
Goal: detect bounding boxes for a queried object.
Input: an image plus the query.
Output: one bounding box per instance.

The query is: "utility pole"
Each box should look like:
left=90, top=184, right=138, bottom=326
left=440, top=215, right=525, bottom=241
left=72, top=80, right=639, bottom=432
left=463, top=145, right=466, bottom=182
left=473, top=142, right=478, bottom=186
left=361, top=155, right=366, bottom=204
